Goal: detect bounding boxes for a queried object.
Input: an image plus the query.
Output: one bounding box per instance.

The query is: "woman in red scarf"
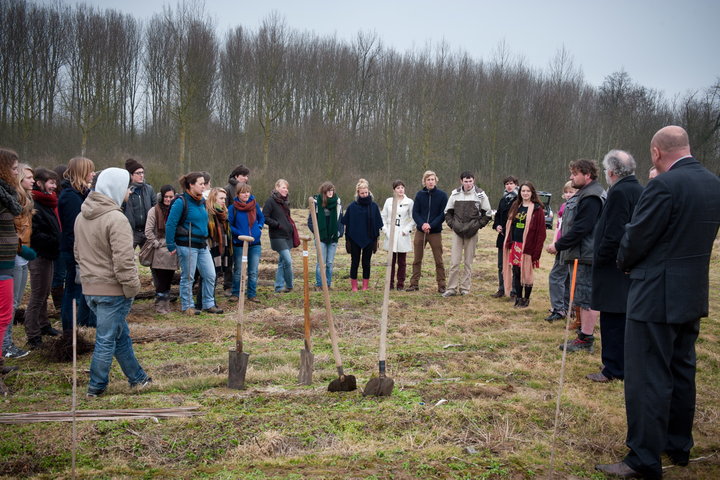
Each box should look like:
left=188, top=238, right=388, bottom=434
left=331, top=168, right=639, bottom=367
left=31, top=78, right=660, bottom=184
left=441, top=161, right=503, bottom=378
left=25, top=168, right=62, bottom=347
left=228, top=183, right=264, bottom=302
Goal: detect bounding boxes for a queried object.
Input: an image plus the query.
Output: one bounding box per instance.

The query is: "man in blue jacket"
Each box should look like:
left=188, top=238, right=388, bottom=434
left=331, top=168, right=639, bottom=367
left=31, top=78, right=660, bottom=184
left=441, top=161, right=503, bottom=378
left=405, top=170, right=448, bottom=294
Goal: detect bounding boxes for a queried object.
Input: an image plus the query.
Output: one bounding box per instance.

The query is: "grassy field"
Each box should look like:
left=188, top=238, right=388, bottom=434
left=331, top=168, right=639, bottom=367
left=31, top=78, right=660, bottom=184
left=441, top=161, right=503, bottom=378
left=2, top=211, right=719, bottom=479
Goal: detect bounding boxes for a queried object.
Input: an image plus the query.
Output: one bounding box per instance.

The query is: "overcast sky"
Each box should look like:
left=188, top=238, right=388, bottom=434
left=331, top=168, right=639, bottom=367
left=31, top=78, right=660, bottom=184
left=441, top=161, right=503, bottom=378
left=60, top=0, right=719, bottom=99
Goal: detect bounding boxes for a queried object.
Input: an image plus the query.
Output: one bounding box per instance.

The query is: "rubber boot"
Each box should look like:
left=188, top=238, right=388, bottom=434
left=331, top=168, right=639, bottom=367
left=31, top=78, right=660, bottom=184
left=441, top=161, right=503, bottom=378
left=351, top=279, right=358, bottom=292
left=362, top=279, right=369, bottom=291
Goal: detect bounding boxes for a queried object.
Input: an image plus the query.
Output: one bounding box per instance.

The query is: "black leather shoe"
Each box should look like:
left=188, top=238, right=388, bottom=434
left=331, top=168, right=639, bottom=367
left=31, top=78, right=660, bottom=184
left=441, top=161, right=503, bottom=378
left=665, top=450, right=689, bottom=466
left=586, top=372, right=614, bottom=383
left=544, top=311, right=565, bottom=322
left=595, top=462, right=642, bottom=478
left=404, top=285, right=419, bottom=292
left=491, top=290, right=505, bottom=298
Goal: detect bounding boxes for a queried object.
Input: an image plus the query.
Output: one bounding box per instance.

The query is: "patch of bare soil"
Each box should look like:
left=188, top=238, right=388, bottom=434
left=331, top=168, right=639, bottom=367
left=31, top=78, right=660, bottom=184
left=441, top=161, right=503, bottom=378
left=130, top=325, right=208, bottom=344
left=415, top=381, right=514, bottom=403
left=248, top=308, right=378, bottom=339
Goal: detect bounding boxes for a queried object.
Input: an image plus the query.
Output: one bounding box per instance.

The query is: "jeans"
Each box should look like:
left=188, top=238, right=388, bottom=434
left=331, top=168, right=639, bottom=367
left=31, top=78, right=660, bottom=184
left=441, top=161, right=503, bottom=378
left=3, top=262, right=28, bottom=350
left=274, top=248, right=293, bottom=291
left=233, top=243, right=261, bottom=298
left=86, top=295, right=148, bottom=393
left=176, top=246, right=216, bottom=310
left=315, top=241, right=337, bottom=287
left=548, top=254, right=570, bottom=313
left=60, top=250, right=96, bottom=330
left=52, top=256, right=66, bottom=289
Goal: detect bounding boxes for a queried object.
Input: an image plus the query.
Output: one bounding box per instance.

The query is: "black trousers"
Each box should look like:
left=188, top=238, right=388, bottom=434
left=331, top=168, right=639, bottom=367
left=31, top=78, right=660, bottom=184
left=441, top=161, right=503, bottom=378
left=599, top=311, right=626, bottom=380
left=623, top=318, right=699, bottom=479
left=349, top=239, right=373, bottom=280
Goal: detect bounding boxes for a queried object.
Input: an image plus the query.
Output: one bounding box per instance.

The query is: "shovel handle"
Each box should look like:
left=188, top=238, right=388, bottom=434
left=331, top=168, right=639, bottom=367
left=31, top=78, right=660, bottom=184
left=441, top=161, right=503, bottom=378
left=309, top=197, right=344, bottom=370
left=235, top=235, right=254, bottom=352
left=301, top=236, right=312, bottom=351
left=379, top=194, right=399, bottom=364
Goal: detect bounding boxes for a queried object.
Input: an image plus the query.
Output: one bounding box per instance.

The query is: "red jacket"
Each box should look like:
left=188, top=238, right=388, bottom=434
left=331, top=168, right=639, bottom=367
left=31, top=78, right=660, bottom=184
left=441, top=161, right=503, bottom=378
left=504, top=203, right=546, bottom=262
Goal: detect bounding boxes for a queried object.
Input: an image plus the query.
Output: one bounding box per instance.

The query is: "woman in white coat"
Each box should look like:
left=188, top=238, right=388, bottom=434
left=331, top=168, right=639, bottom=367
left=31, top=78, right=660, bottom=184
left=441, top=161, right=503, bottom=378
left=381, top=180, right=415, bottom=290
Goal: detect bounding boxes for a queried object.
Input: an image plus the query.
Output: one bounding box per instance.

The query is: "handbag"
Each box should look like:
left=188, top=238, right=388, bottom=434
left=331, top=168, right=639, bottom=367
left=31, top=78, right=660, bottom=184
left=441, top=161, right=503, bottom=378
left=139, top=240, right=155, bottom=267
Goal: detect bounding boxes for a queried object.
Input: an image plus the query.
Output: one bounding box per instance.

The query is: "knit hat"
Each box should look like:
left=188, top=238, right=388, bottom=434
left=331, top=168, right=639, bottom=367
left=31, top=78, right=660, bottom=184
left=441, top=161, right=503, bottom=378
left=95, top=168, right=130, bottom=207
left=125, top=158, right=143, bottom=175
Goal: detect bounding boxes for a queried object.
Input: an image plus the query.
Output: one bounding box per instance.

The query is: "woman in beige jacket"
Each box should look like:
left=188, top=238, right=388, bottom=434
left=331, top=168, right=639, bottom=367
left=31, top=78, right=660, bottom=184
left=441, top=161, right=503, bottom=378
left=145, top=185, right=179, bottom=314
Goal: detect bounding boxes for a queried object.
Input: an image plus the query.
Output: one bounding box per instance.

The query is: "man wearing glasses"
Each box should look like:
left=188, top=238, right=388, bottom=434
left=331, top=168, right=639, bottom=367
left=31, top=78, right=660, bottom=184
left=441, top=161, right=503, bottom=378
left=123, top=158, right=156, bottom=248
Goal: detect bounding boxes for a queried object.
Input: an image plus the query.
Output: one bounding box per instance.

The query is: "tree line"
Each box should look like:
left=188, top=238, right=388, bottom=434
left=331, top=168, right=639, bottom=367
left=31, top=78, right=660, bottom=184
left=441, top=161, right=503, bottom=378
left=1, top=0, right=718, bottom=206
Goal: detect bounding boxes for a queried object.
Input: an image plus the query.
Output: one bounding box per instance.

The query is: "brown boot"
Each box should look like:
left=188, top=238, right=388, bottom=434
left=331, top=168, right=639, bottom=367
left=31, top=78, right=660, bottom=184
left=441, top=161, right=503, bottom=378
left=567, top=306, right=581, bottom=331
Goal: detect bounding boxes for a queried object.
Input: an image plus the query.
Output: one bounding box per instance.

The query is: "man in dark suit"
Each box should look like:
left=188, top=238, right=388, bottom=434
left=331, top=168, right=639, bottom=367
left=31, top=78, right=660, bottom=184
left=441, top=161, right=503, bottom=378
left=596, top=126, right=720, bottom=478
left=586, top=150, right=643, bottom=383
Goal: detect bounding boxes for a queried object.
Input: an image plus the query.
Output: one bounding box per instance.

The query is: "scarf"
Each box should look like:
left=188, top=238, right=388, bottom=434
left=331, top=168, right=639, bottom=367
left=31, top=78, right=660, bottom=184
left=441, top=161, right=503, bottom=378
left=31, top=189, right=60, bottom=227
left=273, top=190, right=300, bottom=248
left=154, top=202, right=171, bottom=235
left=233, top=197, right=257, bottom=230
left=208, top=203, right=229, bottom=254
left=358, top=194, right=375, bottom=240
left=0, top=179, right=22, bottom=216
left=315, top=194, right=338, bottom=243
left=188, top=190, right=204, bottom=202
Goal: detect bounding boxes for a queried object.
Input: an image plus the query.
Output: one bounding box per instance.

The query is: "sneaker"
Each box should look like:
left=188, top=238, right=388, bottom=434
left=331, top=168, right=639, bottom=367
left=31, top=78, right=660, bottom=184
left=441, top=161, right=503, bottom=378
left=560, top=335, right=595, bottom=353
left=86, top=388, right=105, bottom=398
left=460, top=291, right=469, bottom=296
left=40, top=326, right=60, bottom=337
left=183, top=308, right=201, bottom=316
left=3, top=345, right=30, bottom=359
left=228, top=296, right=239, bottom=302
left=247, top=297, right=261, bottom=304
left=544, top=311, right=565, bottom=322
left=441, top=289, right=457, bottom=297
left=131, top=377, right=153, bottom=390
left=203, top=306, right=224, bottom=314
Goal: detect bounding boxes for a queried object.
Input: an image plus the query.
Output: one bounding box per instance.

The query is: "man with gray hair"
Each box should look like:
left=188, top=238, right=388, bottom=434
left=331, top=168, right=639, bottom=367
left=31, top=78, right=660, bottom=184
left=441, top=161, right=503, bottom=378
left=585, top=150, right=643, bottom=383
left=596, top=126, right=720, bottom=478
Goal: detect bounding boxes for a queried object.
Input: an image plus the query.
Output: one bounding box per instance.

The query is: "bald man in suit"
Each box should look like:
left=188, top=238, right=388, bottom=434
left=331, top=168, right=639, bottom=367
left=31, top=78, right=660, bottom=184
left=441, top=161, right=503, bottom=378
left=596, top=126, right=720, bottom=478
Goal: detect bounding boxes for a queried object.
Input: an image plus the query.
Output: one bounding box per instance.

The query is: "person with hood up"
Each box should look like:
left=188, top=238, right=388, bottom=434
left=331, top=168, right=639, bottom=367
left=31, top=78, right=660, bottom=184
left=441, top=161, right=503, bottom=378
left=74, top=167, right=151, bottom=397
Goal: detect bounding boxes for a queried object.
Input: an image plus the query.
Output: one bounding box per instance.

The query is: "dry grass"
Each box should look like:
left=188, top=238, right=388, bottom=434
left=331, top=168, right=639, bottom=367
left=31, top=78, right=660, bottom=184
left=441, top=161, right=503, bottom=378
left=1, top=214, right=719, bottom=479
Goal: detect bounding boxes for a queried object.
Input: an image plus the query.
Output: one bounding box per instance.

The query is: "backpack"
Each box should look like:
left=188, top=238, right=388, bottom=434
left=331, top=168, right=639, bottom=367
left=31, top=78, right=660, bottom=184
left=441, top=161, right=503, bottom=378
left=170, top=194, right=190, bottom=238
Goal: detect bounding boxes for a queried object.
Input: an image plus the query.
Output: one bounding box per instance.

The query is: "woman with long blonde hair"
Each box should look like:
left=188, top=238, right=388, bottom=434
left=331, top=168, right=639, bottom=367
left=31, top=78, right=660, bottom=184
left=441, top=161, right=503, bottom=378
left=2, top=164, right=36, bottom=358
left=58, top=157, right=96, bottom=334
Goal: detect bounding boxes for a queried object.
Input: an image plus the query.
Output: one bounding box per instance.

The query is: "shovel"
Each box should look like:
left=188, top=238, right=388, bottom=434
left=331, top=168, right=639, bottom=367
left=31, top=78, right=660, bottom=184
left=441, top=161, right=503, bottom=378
left=363, top=194, right=398, bottom=396
left=228, top=235, right=255, bottom=389
left=308, top=196, right=357, bottom=392
left=298, top=235, right=314, bottom=385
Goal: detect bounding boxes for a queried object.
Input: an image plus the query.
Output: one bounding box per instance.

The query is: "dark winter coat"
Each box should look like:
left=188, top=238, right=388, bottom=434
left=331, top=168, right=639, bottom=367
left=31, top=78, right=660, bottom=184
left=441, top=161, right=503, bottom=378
left=493, top=188, right=518, bottom=248
left=30, top=190, right=61, bottom=260
left=411, top=187, right=448, bottom=234
left=341, top=196, right=383, bottom=249
left=58, top=179, right=88, bottom=253
left=590, top=175, right=643, bottom=313
left=556, top=179, right=604, bottom=265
